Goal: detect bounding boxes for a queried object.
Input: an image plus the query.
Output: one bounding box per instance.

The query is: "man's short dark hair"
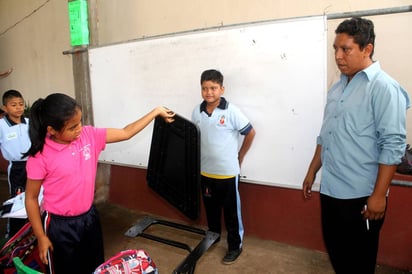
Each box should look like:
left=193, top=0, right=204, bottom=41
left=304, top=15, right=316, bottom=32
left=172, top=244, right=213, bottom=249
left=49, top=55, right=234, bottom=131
left=335, top=17, right=375, bottom=58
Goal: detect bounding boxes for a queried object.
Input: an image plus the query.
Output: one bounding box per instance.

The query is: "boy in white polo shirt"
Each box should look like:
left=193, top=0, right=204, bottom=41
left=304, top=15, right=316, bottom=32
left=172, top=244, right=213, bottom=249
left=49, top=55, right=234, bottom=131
left=0, top=89, right=31, bottom=237
left=191, top=69, right=255, bottom=264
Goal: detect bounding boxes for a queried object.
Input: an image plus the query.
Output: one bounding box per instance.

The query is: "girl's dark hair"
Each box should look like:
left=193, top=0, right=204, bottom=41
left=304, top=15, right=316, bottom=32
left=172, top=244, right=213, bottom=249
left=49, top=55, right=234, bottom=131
left=22, top=93, right=80, bottom=157
left=201, top=69, right=224, bottom=86
left=335, top=17, right=375, bottom=58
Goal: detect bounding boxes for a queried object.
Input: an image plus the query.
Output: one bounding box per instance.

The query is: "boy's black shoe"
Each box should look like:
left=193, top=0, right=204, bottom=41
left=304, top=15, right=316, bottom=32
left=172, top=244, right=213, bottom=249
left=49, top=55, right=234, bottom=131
left=222, top=248, right=242, bottom=264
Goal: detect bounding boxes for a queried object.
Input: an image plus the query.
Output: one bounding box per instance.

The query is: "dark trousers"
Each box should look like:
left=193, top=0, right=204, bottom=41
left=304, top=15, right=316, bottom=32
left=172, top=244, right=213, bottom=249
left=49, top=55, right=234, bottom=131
left=43, top=205, right=105, bottom=274
left=320, top=194, right=385, bottom=274
left=201, top=175, right=243, bottom=251
left=8, top=161, right=28, bottom=236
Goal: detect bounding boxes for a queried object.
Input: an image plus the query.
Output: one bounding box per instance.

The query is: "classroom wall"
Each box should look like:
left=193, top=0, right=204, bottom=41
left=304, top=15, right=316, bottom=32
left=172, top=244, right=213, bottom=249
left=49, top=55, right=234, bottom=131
left=93, top=0, right=412, bottom=145
left=1, top=0, right=412, bottom=271
left=0, top=0, right=75, bottom=103
left=0, top=0, right=411, bottom=141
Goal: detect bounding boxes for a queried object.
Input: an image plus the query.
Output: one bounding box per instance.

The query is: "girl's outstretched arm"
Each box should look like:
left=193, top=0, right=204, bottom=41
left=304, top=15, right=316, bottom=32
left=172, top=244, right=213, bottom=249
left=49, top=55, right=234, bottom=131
left=106, top=106, right=175, bottom=143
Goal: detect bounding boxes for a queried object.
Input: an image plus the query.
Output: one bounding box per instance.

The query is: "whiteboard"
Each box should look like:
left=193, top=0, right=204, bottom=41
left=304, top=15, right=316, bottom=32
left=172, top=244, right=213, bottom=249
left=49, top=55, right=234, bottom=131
left=89, top=16, right=326, bottom=189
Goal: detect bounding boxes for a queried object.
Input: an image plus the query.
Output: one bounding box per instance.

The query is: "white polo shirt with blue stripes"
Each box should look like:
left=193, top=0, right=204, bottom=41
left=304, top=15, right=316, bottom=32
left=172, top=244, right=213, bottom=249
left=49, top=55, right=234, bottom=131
left=191, top=97, right=253, bottom=177
left=0, top=116, right=30, bottom=162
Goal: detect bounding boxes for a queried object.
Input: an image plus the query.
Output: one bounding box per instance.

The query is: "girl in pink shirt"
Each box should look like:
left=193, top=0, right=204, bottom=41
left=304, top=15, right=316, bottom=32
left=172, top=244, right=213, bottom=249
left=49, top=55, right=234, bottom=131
left=23, top=93, right=174, bottom=274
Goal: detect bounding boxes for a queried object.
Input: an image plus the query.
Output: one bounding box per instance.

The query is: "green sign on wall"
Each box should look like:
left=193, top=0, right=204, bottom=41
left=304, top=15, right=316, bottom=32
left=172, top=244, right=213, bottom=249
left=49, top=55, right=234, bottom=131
left=68, top=0, right=89, bottom=46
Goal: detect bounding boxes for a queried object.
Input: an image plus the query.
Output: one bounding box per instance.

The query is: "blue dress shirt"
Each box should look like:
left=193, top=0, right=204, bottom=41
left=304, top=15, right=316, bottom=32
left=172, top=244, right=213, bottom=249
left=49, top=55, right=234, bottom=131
left=318, top=61, right=410, bottom=199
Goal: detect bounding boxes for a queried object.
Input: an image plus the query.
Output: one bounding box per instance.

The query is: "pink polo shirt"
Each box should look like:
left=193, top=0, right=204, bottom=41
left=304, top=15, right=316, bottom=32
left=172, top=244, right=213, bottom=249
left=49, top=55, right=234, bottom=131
left=27, top=126, right=106, bottom=216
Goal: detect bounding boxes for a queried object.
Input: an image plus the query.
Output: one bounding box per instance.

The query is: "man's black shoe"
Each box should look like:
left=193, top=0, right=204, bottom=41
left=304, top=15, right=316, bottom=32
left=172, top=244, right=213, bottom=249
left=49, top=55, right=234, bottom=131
left=222, top=248, right=242, bottom=264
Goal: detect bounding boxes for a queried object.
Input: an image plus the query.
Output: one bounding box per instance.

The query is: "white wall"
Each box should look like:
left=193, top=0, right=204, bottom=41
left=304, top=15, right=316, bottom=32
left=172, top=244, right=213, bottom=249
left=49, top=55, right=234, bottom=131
left=0, top=0, right=75, bottom=104
left=94, top=0, right=411, bottom=44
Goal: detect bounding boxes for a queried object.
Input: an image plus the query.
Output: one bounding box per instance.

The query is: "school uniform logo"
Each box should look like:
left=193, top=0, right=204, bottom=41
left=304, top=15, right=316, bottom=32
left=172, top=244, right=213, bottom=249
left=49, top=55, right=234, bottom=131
left=218, top=115, right=226, bottom=127
left=81, top=144, right=91, bottom=160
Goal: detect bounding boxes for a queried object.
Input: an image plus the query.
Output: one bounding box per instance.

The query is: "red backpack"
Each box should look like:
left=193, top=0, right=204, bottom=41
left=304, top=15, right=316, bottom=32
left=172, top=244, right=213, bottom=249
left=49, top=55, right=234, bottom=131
left=0, top=222, right=46, bottom=273
left=93, top=249, right=158, bottom=274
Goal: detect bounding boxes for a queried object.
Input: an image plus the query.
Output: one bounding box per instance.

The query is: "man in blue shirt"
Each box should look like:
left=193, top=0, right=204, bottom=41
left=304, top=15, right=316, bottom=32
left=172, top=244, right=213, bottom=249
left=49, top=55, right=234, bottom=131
left=302, top=17, right=410, bottom=274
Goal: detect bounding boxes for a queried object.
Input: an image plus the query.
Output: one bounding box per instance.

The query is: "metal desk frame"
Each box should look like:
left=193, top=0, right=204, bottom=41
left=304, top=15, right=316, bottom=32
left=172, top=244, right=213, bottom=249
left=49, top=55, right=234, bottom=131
left=125, top=216, right=219, bottom=274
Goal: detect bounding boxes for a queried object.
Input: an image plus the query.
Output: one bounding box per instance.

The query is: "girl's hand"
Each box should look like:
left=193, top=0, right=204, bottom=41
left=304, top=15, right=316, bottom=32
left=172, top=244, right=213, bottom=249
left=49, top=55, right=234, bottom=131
left=37, top=234, right=53, bottom=265
left=156, top=106, right=175, bottom=123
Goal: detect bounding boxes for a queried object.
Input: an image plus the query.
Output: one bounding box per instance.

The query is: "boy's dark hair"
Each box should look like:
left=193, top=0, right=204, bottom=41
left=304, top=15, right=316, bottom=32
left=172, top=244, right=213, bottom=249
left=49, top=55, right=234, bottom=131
left=335, top=17, right=375, bottom=58
left=2, top=89, right=23, bottom=105
left=201, top=69, right=224, bottom=86
left=23, top=93, right=81, bottom=158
